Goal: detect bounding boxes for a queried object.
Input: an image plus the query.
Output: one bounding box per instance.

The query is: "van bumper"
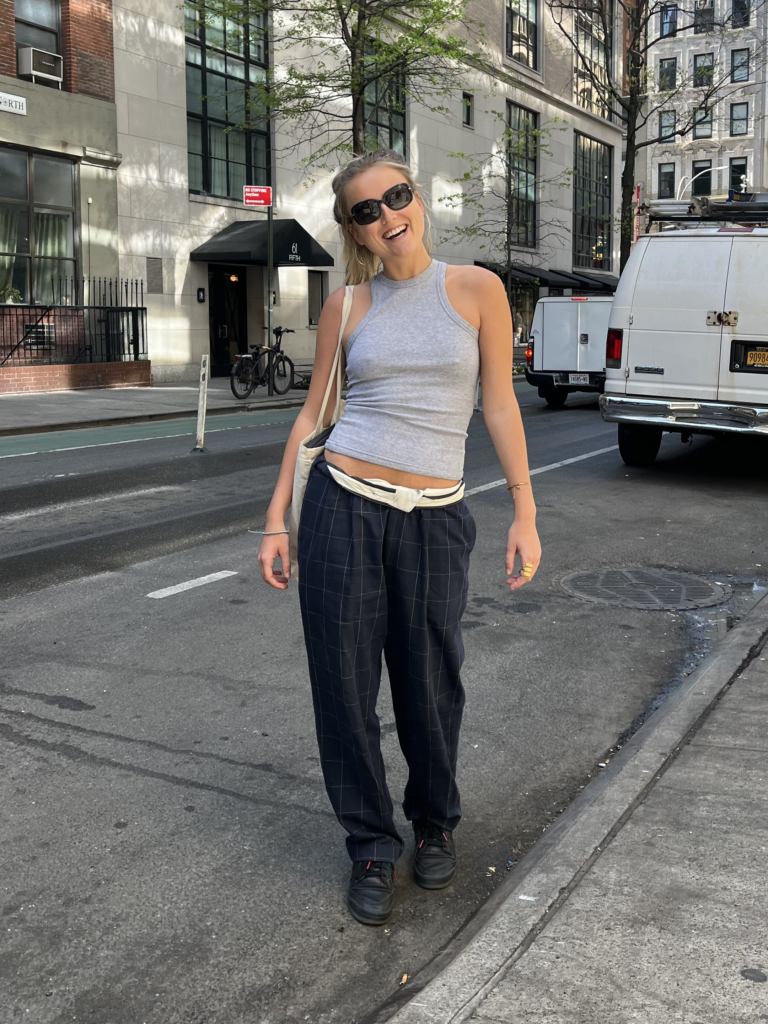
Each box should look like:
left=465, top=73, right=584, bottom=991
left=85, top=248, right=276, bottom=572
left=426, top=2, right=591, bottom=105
left=599, top=394, right=768, bottom=435
left=525, top=368, right=605, bottom=392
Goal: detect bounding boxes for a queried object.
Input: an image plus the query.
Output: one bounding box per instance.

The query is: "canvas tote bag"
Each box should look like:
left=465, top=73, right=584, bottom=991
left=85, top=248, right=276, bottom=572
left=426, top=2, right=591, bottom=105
left=288, top=284, right=354, bottom=579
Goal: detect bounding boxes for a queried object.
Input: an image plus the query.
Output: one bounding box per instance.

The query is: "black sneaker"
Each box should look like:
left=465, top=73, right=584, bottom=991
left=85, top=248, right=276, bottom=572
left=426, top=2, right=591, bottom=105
left=347, top=860, right=395, bottom=925
left=413, top=821, right=456, bottom=889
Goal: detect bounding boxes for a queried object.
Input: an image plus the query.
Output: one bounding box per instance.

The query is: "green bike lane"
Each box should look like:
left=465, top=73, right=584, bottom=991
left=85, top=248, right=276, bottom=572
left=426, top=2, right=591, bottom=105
left=0, top=408, right=303, bottom=460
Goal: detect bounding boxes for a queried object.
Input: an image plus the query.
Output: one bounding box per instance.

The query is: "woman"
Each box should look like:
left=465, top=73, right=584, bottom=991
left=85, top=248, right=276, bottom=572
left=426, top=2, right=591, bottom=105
left=258, top=150, right=541, bottom=926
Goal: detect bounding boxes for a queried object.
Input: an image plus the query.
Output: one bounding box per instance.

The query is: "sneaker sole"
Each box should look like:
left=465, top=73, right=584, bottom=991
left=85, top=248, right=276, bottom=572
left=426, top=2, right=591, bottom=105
left=414, top=867, right=455, bottom=890
left=347, top=901, right=393, bottom=926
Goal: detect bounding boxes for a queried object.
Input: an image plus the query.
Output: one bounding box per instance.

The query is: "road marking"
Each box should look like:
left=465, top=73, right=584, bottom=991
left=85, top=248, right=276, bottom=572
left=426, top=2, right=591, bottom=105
left=465, top=445, right=619, bottom=496
left=0, top=486, right=183, bottom=522
left=146, top=570, right=238, bottom=599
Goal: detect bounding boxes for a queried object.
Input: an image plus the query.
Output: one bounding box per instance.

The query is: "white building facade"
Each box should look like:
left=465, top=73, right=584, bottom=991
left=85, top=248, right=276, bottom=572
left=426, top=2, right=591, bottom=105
left=640, top=0, right=766, bottom=204
left=112, top=0, right=623, bottom=381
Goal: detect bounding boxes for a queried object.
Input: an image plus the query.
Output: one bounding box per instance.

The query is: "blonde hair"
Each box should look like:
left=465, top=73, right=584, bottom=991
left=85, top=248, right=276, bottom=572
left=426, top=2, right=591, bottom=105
left=331, top=150, right=432, bottom=286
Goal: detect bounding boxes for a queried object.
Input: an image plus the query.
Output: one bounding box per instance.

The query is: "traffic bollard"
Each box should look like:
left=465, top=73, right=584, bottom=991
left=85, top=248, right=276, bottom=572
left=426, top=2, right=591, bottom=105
left=191, top=353, right=209, bottom=453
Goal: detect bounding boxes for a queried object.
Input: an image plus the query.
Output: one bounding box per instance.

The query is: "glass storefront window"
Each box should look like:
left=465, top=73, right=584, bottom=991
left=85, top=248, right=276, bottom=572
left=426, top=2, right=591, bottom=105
left=573, top=133, right=612, bottom=271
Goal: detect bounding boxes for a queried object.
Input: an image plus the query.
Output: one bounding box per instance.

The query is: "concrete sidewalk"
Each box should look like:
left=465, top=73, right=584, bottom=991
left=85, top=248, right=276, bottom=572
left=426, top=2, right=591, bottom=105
left=385, top=595, right=768, bottom=1024
left=0, top=378, right=309, bottom=436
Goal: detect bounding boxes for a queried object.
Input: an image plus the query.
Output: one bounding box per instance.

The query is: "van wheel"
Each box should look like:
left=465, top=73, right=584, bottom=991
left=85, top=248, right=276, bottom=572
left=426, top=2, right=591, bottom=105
left=618, top=424, right=662, bottom=466
left=538, top=385, right=567, bottom=408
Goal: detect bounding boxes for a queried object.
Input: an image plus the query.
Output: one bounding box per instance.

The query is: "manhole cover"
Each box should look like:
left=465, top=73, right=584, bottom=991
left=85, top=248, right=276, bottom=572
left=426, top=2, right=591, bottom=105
left=561, top=567, right=731, bottom=610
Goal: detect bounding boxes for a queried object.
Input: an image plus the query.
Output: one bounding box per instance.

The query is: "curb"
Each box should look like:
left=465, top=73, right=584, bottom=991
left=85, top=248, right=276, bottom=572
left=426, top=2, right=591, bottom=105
left=375, top=593, right=768, bottom=1024
left=0, top=396, right=308, bottom=438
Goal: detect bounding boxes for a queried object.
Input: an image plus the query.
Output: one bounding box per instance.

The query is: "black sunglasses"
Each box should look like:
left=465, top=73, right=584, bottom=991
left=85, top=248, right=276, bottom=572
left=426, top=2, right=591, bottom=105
left=349, top=183, right=414, bottom=226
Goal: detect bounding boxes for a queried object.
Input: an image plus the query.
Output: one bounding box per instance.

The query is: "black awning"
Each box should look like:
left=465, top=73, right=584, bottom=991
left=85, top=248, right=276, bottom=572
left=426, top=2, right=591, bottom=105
left=569, top=271, right=619, bottom=292
left=512, top=266, right=585, bottom=287
left=190, top=218, right=335, bottom=267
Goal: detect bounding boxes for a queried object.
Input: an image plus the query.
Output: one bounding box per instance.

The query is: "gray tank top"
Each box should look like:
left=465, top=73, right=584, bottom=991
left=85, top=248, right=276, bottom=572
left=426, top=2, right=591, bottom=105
left=325, top=260, right=480, bottom=480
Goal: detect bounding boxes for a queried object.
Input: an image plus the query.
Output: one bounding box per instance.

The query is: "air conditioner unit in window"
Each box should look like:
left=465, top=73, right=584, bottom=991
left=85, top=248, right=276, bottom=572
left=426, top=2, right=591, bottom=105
left=18, top=47, right=63, bottom=87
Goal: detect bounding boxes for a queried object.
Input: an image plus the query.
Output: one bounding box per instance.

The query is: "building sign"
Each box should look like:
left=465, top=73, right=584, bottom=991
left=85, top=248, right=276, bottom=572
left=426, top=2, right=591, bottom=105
left=243, top=185, right=272, bottom=207
left=0, top=92, right=27, bottom=116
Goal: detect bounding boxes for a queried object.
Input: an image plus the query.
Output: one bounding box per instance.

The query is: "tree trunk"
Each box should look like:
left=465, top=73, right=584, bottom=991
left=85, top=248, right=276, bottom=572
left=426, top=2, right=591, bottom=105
left=350, top=13, right=367, bottom=155
left=620, top=108, right=638, bottom=272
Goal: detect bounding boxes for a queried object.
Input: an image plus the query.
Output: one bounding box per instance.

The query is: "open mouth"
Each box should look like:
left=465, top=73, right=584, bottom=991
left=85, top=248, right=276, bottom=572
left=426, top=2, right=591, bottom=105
left=382, top=225, right=408, bottom=241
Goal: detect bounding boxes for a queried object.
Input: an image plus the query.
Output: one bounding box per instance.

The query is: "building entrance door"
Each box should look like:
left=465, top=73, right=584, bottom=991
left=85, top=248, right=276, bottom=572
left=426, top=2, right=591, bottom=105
left=208, top=266, right=247, bottom=377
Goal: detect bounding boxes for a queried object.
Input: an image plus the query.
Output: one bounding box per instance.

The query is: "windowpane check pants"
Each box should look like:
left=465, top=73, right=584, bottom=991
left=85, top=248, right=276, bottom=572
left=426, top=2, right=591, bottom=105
left=298, top=457, right=476, bottom=863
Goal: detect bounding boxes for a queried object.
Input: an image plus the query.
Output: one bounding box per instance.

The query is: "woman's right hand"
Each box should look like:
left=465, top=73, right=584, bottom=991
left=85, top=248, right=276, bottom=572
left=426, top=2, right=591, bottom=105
left=258, top=530, right=291, bottom=590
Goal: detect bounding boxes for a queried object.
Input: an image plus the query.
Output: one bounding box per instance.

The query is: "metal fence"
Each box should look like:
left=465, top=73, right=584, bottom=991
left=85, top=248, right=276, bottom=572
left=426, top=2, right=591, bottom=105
left=0, top=276, right=147, bottom=368
left=0, top=305, right=148, bottom=367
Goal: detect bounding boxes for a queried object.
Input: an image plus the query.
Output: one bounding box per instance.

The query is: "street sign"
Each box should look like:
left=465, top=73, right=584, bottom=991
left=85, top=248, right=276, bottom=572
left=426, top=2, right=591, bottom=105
left=243, top=185, right=272, bottom=207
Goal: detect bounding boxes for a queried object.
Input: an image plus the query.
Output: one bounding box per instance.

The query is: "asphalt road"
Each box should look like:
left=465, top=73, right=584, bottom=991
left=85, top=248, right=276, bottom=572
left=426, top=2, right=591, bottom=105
left=2, top=384, right=767, bottom=1024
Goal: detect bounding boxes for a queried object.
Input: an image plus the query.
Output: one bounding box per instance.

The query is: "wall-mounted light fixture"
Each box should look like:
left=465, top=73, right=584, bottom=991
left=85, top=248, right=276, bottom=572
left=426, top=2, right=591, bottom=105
left=197, top=287, right=206, bottom=303
left=229, top=274, right=239, bottom=283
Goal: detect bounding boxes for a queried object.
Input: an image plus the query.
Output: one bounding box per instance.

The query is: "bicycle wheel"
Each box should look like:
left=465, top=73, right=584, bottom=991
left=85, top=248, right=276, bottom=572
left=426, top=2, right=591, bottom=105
left=272, top=354, right=294, bottom=395
left=230, top=360, right=255, bottom=399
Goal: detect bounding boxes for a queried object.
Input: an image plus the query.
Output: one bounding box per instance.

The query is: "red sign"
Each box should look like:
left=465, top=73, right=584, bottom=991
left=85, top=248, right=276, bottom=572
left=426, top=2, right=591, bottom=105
left=243, top=186, right=272, bottom=207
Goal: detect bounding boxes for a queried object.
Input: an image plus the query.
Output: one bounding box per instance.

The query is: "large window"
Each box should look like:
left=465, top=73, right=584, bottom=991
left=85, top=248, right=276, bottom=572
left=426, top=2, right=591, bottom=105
left=731, top=48, right=749, bottom=81
left=693, top=52, right=714, bottom=87
left=693, top=106, right=713, bottom=138
left=658, top=163, right=675, bottom=198
left=0, top=147, right=76, bottom=305
left=730, top=102, right=748, bottom=135
left=573, top=133, right=612, bottom=271
left=15, top=0, right=59, bottom=55
left=659, top=57, right=677, bottom=89
left=506, top=0, right=537, bottom=70
left=733, top=0, right=750, bottom=27
left=730, top=157, right=747, bottom=192
left=691, top=159, right=711, bottom=196
left=659, top=110, right=676, bottom=140
left=694, top=1, right=714, bottom=33
left=574, top=11, right=611, bottom=119
left=660, top=5, right=678, bottom=36
left=185, top=7, right=270, bottom=199
left=507, top=103, right=537, bottom=248
left=364, top=59, right=406, bottom=154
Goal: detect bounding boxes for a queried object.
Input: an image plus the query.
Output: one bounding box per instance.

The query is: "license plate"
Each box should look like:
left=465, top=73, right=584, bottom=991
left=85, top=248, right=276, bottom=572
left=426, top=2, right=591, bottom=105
left=746, top=350, right=768, bottom=367
left=569, top=373, right=590, bottom=384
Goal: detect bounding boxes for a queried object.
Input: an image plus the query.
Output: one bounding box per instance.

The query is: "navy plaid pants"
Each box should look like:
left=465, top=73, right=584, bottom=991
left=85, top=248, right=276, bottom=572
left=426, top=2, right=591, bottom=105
left=298, top=456, right=476, bottom=863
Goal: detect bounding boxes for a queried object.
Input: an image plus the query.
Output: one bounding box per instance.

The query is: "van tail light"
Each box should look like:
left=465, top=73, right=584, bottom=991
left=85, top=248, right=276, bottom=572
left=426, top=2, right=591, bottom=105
left=525, top=340, right=534, bottom=367
left=606, top=329, right=623, bottom=368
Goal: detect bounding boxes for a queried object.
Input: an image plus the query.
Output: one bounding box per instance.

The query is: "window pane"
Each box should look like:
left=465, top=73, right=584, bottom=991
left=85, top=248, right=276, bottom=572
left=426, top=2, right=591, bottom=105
left=693, top=53, right=713, bottom=87
left=186, top=42, right=201, bottom=65
left=187, top=117, right=204, bottom=191
left=693, top=108, right=712, bottom=138
left=574, top=11, right=609, bottom=118
left=573, top=134, right=612, bottom=270
left=508, top=102, right=537, bottom=247
left=730, top=158, right=747, bottom=192
left=15, top=0, right=58, bottom=31
left=661, top=5, right=677, bottom=35
left=15, top=21, right=57, bottom=50
left=506, top=0, right=537, bottom=70
left=33, top=155, right=73, bottom=208
left=186, top=64, right=203, bottom=114
left=731, top=103, right=748, bottom=135
left=659, top=58, right=676, bottom=89
left=0, top=149, right=28, bottom=200
left=733, top=0, right=749, bottom=27
left=660, top=111, right=675, bottom=140
left=659, top=163, right=675, bottom=198
left=206, top=73, right=226, bottom=120
left=228, top=159, right=246, bottom=199
left=187, top=116, right=203, bottom=154
left=206, top=14, right=224, bottom=48
left=0, top=254, right=29, bottom=302
left=692, top=161, right=711, bottom=196
left=731, top=48, right=749, bottom=81
left=0, top=203, right=30, bottom=254
left=33, top=258, right=76, bottom=304
left=226, top=78, right=247, bottom=121
left=34, top=208, right=73, bottom=258
left=188, top=152, right=204, bottom=192
left=184, top=5, right=200, bottom=38
left=225, top=18, right=244, bottom=54
left=206, top=48, right=226, bottom=73
left=251, top=133, right=268, bottom=185
left=227, top=55, right=245, bottom=79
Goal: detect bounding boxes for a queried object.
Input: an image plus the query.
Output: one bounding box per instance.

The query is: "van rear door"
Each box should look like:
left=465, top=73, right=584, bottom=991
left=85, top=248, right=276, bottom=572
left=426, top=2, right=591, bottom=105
left=578, top=298, right=613, bottom=374
left=626, top=235, right=731, bottom=400
left=540, top=300, right=575, bottom=371
left=717, top=235, right=768, bottom=406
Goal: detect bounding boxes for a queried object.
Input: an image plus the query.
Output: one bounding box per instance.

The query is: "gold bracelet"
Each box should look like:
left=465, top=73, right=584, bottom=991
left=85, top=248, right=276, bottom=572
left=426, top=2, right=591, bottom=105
left=507, top=481, right=531, bottom=493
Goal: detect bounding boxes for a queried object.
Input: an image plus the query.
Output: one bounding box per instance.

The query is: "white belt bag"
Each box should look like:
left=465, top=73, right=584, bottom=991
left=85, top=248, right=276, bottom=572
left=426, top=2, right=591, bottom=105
left=288, top=285, right=354, bottom=580
left=326, top=464, right=464, bottom=512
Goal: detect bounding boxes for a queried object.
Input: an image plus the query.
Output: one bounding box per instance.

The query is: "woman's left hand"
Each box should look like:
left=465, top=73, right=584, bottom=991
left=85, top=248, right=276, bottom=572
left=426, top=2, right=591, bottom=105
left=506, top=521, right=542, bottom=590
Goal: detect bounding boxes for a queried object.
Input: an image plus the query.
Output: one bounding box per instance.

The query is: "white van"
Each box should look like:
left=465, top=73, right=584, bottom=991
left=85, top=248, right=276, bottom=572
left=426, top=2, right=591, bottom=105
left=525, top=296, right=613, bottom=407
left=600, top=227, right=768, bottom=464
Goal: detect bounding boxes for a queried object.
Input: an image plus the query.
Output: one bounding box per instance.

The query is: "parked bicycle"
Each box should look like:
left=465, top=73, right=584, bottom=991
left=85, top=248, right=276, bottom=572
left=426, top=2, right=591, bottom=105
left=230, top=326, right=295, bottom=399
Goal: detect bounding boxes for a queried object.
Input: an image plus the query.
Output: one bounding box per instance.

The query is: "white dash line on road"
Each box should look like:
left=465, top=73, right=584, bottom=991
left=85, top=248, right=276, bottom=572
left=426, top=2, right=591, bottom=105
left=464, top=445, right=619, bottom=496
left=0, top=486, right=183, bottom=522
left=147, top=570, right=238, bottom=600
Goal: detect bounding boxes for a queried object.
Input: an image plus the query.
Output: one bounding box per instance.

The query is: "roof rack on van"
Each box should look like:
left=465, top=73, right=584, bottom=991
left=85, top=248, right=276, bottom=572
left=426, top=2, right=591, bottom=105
left=647, top=196, right=768, bottom=225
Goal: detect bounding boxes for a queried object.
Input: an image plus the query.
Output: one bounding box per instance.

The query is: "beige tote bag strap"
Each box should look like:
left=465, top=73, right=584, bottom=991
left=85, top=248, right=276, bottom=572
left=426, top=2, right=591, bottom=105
left=314, top=284, right=354, bottom=434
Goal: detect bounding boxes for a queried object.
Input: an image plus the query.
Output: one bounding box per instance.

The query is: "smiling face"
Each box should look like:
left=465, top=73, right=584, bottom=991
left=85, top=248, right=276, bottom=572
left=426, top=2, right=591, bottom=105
left=345, top=164, right=427, bottom=264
